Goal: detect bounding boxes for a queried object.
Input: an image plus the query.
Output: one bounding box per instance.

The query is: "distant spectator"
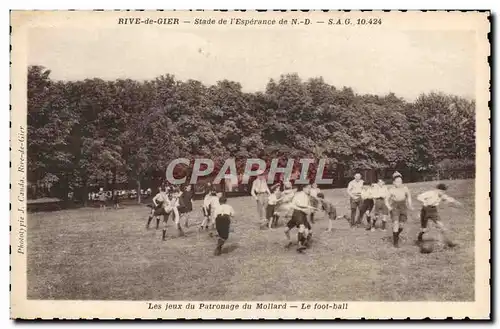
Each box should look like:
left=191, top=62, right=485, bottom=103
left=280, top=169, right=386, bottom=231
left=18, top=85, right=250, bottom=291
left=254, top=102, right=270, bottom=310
left=98, top=188, right=107, bottom=209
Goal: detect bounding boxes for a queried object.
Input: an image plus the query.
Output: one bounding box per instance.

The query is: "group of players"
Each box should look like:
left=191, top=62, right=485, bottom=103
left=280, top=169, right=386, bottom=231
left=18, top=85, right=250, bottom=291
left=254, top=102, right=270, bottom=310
left=146, top=171, right=463, bottom=255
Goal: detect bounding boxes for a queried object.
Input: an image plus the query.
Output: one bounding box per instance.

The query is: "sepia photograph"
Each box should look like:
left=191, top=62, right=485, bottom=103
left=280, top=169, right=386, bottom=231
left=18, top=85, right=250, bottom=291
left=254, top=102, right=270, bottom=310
left=10, top=10, right=490, bottom=319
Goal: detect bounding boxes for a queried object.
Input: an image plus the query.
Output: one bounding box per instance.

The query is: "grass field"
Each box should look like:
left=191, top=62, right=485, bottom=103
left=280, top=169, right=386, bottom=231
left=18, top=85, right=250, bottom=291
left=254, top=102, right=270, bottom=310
left=27, top=179, right=475, bottom=301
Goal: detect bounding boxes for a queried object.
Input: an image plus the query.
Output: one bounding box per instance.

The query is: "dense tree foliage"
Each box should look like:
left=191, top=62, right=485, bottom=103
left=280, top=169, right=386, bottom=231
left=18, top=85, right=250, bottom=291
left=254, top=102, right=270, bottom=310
left=27, top=66, right=475, bottom=201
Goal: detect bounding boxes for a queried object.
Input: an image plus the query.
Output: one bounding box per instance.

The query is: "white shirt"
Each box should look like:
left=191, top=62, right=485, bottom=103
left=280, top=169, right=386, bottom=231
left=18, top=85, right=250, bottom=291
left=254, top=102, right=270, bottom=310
left=163, top=197, right=178, bottom=212
left=251, top=178, right=270, bottom=196
left=347, top=179, right=364, bottom=199
left=309, top=187, right=320, bottom=198
left=417, top=190, right=456, bottom=207
left=292, top=191, right=310, bottom=209
left=360, top=187, right=373, bottom=200
left=279, top=189, right=295, bottom=203
left=268, top=193, right=278, bottom=205
left=153, top=192, right=167, bottom=205
left=203, top=194, right=214, bottom=209
left=216, top=204, right=234, bottom=217
left=388, top=185, right=411, bottom=202
left=371, top=184, right=388, bottom=199
left=209, top=196, right=220, bottom=211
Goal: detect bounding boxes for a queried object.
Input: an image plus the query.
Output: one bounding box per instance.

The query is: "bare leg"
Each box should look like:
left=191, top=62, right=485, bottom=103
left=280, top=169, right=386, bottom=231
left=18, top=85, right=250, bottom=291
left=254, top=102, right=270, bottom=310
left=297, top=224, right=307, bottom=251
left=381, top=215, right=387, bottom=231
left=284, top=227, right=292, bottom=248
left=214, top=237, right=225, bottom=256
left=393, top=218, right=400, bottom=248
left=436, top=221, right=457, bottom=247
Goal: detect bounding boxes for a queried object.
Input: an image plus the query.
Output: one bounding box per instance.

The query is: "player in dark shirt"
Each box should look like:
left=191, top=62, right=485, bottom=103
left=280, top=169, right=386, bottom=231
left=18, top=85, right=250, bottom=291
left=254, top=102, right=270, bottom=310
left=178, top=185, right=194, bottom=228
left=317, top=193, right=339, bottom=232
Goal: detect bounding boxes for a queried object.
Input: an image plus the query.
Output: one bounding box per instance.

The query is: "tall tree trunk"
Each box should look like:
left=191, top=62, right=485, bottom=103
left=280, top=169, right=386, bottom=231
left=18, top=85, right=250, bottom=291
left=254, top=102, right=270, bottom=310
left=61, top=174, right=69, bottom=206
left=136, top=176, right=142, bottom=204
left=82, top=178, right=88, bottom=207
left=112, top=167, right=117, bottom=205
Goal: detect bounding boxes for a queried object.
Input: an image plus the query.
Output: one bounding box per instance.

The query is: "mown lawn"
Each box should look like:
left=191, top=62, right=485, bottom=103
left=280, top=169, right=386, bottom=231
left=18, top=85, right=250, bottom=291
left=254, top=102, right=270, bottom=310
left=27, top=179, right=474, bottom=301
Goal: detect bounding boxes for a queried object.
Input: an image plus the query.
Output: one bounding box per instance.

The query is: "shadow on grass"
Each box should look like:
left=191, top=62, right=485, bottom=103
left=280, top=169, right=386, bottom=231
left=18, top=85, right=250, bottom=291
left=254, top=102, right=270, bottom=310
left=221, top=243, right=240, bottom=254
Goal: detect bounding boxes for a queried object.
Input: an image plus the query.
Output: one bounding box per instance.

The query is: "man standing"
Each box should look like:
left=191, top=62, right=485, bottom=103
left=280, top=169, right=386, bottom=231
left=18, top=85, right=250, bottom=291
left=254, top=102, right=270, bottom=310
left=98, top=187, right=107, bottom=210
left=347, top=173, right=364, bottom=228
left=251, top=173, right=271, bottom=225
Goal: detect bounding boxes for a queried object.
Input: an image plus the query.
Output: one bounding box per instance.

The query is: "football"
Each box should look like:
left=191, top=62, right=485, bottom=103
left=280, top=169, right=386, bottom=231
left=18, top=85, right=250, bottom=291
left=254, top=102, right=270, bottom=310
left=420, top=241, right=434, bottom=254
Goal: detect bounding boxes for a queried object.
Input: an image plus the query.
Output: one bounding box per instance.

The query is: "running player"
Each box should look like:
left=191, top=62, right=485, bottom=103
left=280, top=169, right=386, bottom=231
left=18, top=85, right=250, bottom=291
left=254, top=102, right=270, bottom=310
left=146, top=187, right=168, bottom=230
left=178, top=184, right=194, bottom=228
left=369, top=179, right=389, bottom=231
left=160, top=190, right=183, bottom=241
left=416, top=183, right=462, bottom=248
left=359, top=183, right=374, bottom=230
left=266, top=185, right=281, bottom=229
left=274, top=181, right=295, bottom=224
left=316, top=193, right=338, bottom=233
left=385, top=173, right=413, bottom=248
left=201, top=189, right=217, bottom=231
left=213, top=197, right=235, bottom=256
left=284, top=184, right=315, bottom=252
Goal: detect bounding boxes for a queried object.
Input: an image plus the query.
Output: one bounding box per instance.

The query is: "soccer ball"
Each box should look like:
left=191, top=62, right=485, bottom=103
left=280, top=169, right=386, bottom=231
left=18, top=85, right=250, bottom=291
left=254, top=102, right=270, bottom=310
left=420, top=241, right=434, bottom=254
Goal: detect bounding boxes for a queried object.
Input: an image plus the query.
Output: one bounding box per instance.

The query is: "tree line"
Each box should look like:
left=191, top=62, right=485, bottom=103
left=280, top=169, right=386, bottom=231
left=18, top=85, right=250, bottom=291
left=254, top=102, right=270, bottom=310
left=27, top=65, right=475, bottom=203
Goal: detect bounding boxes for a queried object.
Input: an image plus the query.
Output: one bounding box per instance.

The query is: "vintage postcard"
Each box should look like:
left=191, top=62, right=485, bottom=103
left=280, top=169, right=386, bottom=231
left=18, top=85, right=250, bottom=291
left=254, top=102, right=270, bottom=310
left=10, top=10, right=490, bottom=319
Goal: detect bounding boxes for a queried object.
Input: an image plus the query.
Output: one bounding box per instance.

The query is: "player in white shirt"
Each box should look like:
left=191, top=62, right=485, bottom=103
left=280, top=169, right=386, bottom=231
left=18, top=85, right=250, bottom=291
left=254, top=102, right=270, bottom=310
left=416, top=183, right=462, bottom=247
left=266, top=184, right=281, bottom=229
left=214, top=197, right=235, bottom=256
left=200, top=189, right=219, bottom=231
left=369, top=179, right=389, bottom=231
left=347, top=173, right=364, bottom=227
left=160, top=190, right=183, bottom=241
left=273, top=181, right=295, bottom=224
left=385, top=173, right=413, bottom=248
left=284, top=184, right=316, bottom=252
left=146, top=187, right=168, bottom=230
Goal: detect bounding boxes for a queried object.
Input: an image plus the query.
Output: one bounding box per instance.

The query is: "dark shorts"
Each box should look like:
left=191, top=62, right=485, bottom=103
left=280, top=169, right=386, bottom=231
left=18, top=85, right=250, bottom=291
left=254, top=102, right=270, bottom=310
left=266, top=204, right=276, bottom=219
left=350, top=198, right=362, bottom=209
left=178, top=205, right=192, bottom=214
left=151, top=203, right=168, bottom=217
left=327, top=209, right=337, bottom=220
left=216, top=214, right=231, bottom=240
left=390, top=201, right=408, bottom=222
left=420, top=206, right=440, bottom=228
left=287, top=210, right=312, bottom=230
left=373, top=198, right=388, bottom=215
left=310, top=197, right=319, bottom=208
left=202, top=206, right=211, bottom=217
left=360, top=199, right=374, bottom=213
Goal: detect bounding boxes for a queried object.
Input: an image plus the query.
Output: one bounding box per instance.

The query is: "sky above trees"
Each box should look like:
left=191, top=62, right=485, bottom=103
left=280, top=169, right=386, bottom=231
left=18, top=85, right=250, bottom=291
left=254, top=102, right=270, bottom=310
left=28, top=28, right=475, bottom=100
